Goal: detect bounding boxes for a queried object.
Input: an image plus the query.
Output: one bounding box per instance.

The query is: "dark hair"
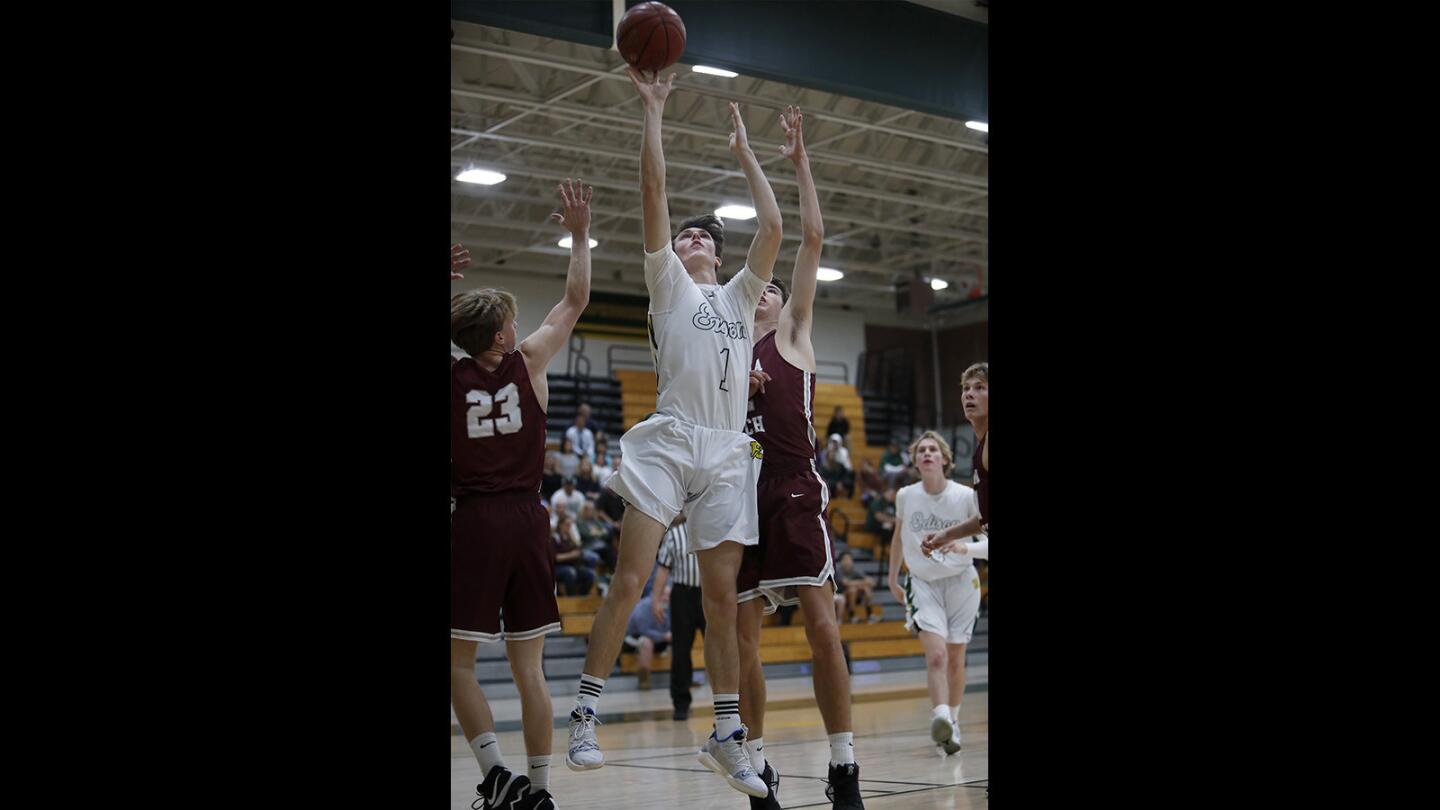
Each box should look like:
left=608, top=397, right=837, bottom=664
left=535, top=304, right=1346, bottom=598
left=674, top=214, right=725, bottom=260
left=768, top=277, right=789, bottom=304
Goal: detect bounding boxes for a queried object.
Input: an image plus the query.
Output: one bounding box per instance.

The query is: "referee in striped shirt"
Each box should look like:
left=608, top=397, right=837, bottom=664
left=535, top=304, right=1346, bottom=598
left=652, top=516, right=702, bottom=720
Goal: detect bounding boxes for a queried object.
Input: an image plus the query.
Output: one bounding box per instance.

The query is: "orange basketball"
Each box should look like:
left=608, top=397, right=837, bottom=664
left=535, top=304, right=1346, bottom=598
left=616, top=2, right=686, bottom=75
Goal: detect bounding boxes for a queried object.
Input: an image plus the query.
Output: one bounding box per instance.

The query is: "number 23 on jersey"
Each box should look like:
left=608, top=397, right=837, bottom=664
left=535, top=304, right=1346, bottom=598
left=466, top=382, right=523, bottom=438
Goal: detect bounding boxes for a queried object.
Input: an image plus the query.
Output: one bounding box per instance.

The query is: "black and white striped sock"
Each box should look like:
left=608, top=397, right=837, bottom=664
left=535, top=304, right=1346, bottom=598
left=714, top=693, right=741, bottom=738
left=575, top=673, right=605, bottom=714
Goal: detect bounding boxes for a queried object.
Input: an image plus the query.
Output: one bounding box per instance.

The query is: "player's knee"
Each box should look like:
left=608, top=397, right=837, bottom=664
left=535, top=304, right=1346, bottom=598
left=707, top=573, right=739, bottom=598
left=947, top=648, right=967, bottom=671
left=512, top=669, right=546, bottom=694
left=701, top=588, right=735, bottom=611
left=501, top=645, right=538, bottom=676
left=450, top=662, right=475, bottom=684
left=925, top=648, right=948, bottom=671
left=611, top=571, right=646, bottom=602
left=813, top=634, right=845, bottom=664
left=807, top=620, right=843, bottom=656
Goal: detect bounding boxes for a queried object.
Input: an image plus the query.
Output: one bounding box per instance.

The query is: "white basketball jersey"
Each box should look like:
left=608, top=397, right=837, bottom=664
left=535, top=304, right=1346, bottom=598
left=643, top=244, right=766, bottom=432
left=897, top=480, right=985, bottom=582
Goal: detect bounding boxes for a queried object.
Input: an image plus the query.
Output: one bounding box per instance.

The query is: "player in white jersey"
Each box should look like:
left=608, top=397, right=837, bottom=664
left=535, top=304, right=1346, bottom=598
left=566, top=68, right=783, bottom=801
left=886, top=431, right=988, bottom=756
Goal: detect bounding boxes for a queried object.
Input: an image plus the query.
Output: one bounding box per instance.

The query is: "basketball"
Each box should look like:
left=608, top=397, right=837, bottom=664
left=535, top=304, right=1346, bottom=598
left=616, top=2, right=686, bottom=75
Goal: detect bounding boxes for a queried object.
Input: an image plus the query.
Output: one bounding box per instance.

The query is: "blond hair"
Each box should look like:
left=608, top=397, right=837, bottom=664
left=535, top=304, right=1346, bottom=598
left=451, top=288, right=517, bottom=356
left=961, top=362, right=988, bottom=387
left=909, top=430, right=955, bottom=476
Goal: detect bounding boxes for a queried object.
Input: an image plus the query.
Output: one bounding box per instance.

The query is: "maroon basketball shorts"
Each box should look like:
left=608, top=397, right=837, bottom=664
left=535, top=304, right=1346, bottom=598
left=737, top=460, right=836, bottom=612
left=451, top=490, right=561, bottom=642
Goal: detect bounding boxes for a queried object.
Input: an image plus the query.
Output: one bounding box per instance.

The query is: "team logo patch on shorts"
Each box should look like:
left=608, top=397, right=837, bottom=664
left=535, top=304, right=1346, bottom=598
left=750, top=440, right=764, bottom=459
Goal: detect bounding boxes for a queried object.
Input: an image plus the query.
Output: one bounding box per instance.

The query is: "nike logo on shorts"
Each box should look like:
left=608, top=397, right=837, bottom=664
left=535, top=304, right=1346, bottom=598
left=791, top=493, right=804, bottom=498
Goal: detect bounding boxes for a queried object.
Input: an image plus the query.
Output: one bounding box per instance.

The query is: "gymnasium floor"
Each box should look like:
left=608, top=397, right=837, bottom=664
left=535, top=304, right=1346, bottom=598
left=451, top=689, right=988, bottom=809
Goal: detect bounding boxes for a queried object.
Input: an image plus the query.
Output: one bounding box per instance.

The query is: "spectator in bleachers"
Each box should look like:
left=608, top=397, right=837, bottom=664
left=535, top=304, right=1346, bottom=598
left=549, top=478, right=585, bottom=528
left=857, top=458, right=885, bottom=506
left=577, top=501, right=617, bottom=571
left=557, top=437, right=581, bottom=478
left=880, top=441, right=909, bottom=489
left=820, top=434, right=854, bottom=498
left=623, top=593, right=671, bottom=690
left=574, top=459, right=602, bottom=500
left=594, top=436, right=615, bottom=478
left=557, top=512, right=582, bottom=546
left=866, top=487, right=898, bottom=537
left=565, top=403, right=596, bottom=462
left=541, top=452, right=564, bottom=499
left=835, top=551, right=878, bottom=624
left=589, top=404, right=609, bottom=446
left=826, top=405, right=851, bottom=446
left=552, top=517, right=596, bottom=596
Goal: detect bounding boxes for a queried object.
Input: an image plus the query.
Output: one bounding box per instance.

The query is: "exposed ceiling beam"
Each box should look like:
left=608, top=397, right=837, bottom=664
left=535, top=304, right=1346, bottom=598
left=451, top=86, right=987, bottom=198
left=452, top=41, right=989, bottom=156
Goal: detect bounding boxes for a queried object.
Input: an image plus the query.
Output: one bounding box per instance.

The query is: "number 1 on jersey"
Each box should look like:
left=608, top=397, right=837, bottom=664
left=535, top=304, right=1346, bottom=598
left=719, top=347, right=731, bottom=391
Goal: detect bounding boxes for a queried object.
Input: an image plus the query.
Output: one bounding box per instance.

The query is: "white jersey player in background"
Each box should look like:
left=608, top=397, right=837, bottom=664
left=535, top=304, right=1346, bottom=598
left=886, top=430, right=988, bottom=756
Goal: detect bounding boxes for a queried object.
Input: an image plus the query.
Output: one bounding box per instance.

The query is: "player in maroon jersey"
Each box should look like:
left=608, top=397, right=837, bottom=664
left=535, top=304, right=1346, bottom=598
left=735, top=107, right=863, bottom=810
left=921, top=363, right=989, bottom=553
left=451, top=179, right=592, bottom=810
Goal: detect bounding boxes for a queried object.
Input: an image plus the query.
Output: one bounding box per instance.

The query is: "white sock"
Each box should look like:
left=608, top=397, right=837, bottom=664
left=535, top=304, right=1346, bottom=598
left=950, top=704, right=963, bottom=725
left=527, top=756, right=551, bottom=791
left=575, top=674, right=606, bottom=714
left=470, top=731, right=503, bottom=773
left=713, top=694, right=742, bottom=738
left=828, top=732, right=855, bottom=766
left=745, top=737, right=766, bottom=772
left=933, top=704, right=951, bottom=721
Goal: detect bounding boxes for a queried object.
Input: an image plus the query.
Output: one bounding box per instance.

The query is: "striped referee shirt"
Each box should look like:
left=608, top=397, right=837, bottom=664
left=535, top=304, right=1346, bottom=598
left=656, top=524, right=700, bottom=587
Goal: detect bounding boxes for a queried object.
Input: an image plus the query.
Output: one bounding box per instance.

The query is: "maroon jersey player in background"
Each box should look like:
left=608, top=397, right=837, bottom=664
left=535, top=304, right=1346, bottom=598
left=737, top=106, right=864, bottom=810
left=450, top=179, right=593, bottom=810
left=921, top=363, right=988, bottom=552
